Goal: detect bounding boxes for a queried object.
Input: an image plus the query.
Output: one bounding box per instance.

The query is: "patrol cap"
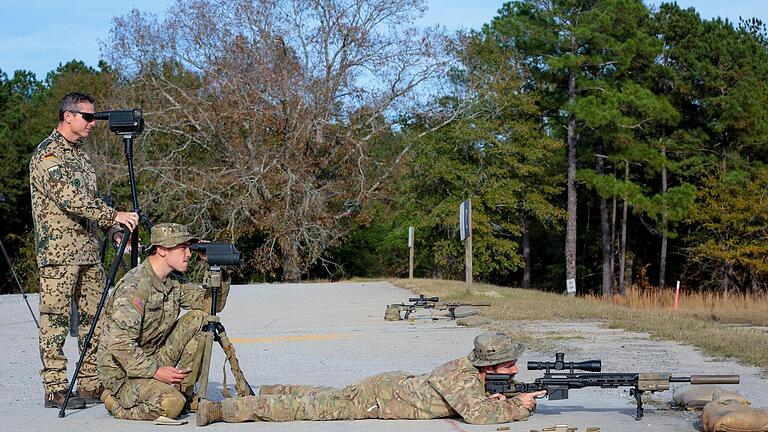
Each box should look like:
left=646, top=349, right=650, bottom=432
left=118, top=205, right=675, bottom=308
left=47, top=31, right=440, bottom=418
left=468, top=331, right=525, bottom=367
left=148, top=223, right=199, bottom=251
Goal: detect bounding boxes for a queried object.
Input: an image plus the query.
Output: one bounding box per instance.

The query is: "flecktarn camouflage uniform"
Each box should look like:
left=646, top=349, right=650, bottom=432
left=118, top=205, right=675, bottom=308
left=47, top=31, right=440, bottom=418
left=97, top=223, right=230, bottom=420
left=214, top=332, right=531, bottom=425
left=29, top=129, right=118, bottom=394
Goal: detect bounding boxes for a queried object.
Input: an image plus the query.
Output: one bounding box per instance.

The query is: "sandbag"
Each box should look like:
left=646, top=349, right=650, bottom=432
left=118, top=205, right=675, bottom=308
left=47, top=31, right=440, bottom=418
left=703, top=400, right=768, bottom=432
left=384, top=304, right=402, bottom=321
left=673, top=385, right=750, bottom=410
left=452, top=305, right=479, bottom=318
left=456, top=315, right=491, bottom=327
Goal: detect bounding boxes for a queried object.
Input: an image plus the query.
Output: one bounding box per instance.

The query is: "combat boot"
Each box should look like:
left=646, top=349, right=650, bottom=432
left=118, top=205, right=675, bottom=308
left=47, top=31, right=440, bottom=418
left=44, top=390, right=86, bottom=409
left=100, top=390, right=116, bottom=414
left=77, top=386, right=104, bottom=404
left=196, top=400, right=222, bottom=426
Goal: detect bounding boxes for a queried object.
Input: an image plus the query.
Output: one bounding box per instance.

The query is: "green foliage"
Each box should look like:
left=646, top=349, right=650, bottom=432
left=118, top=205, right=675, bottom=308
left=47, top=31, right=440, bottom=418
left=686, top=164, right=768, bottom=292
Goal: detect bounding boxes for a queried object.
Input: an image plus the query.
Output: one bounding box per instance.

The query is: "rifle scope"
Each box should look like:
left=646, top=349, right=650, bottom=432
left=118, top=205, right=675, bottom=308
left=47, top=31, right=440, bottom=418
left=409, top=296, right=439, bottom=303
left=528, top=352, right=601, bottom=372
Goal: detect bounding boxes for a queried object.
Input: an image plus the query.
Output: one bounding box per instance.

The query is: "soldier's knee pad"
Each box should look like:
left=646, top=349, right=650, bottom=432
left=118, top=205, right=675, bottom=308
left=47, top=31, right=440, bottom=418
left=159, top=390, right=186, bottom=419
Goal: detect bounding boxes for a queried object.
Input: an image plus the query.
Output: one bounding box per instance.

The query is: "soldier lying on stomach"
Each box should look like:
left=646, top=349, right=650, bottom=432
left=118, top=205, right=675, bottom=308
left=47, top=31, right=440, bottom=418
left=197, top=331, right=546, bottom=426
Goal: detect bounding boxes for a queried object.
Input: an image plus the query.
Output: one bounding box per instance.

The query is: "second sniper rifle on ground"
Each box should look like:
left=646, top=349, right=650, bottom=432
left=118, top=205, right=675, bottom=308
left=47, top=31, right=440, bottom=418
left=386, top=294, right=490, bottom=320
left=485, top=352, right=741, bottom=420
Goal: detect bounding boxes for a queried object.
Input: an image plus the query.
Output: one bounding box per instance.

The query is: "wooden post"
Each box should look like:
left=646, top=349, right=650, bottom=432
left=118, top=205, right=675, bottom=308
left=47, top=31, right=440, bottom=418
left=465, top=200, right=473, bottom=290
left=408, top=226, right=414, bottom=279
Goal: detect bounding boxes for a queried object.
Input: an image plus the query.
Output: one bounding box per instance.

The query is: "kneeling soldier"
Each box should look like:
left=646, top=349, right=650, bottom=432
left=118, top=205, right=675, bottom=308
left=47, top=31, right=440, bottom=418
left=96, top=223, right=230, bottom=421
left=197, top=331, right=546, bottom=426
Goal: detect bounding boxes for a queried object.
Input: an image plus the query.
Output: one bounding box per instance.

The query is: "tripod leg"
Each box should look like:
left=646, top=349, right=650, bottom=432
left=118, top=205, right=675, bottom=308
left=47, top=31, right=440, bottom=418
left=215, top=325, right=254, bottom=397
left=190, top=327, right=215, bottom=411
left=0, top=238, right=40, bottom=328
left=58, top=226, right=130, bottom=418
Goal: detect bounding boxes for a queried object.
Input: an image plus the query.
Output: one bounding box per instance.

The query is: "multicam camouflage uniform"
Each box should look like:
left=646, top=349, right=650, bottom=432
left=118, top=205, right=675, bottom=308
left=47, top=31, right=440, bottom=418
left=29, top=129, right=118, bottom=394
left=97, top=223, right=230, bottom=421
left=217, top=333, right=531, bottom=425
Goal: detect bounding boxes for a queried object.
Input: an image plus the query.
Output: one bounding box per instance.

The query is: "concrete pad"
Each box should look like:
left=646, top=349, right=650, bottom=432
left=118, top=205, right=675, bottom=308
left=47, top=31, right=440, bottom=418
left=0, top=281, right=765, bottom=432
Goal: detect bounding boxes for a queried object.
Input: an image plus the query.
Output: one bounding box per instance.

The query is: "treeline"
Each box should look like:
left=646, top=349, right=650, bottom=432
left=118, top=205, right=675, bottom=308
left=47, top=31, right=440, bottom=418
left=1, top=0, right=767, bottom=295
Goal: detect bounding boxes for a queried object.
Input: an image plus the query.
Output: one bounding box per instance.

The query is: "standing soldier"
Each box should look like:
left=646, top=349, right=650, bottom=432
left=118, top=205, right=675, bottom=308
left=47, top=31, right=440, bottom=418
left=29, top=92, right=138, bottom=409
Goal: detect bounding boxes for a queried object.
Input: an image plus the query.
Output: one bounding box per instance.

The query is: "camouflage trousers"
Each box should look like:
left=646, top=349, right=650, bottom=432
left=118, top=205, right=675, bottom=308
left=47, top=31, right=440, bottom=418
left=38, top=264, right=104, bottom=393
left=220, top=372, right=430, bottom=423
left=106, top=309, right=207, bottom=421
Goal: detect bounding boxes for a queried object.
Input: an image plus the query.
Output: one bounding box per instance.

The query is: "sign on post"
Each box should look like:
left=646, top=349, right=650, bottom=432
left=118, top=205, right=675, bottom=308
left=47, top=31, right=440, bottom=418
left=566, top=278, right=576, bottom=295
left=408, top=226, right=414, bottom=279
left=459, top=200, right=470, bottom=241
left=460, top=199, right=472, bottom=288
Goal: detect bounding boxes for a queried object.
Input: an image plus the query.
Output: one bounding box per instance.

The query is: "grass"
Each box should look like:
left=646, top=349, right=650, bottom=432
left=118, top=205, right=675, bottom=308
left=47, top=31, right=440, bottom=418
left=389, top=278, right=768, bottom=370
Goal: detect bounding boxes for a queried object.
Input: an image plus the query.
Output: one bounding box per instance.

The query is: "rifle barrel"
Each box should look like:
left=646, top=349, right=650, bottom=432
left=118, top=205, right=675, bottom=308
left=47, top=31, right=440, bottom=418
left=676, top=375, right=740, bottom=384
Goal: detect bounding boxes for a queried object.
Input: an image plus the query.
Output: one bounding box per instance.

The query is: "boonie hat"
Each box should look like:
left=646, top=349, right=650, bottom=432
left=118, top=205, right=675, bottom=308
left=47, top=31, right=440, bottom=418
left=148, top=223, right=199, bottom=251
left=468, top=331, right=525, bottom=367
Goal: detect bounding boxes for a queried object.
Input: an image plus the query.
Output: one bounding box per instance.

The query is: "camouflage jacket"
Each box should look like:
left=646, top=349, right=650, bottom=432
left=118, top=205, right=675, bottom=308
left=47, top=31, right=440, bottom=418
left=370, top=357, right=531, bottom=424
left=29, top=129, right=117, bottom=267
left=96, top=260, right=230, bottom=393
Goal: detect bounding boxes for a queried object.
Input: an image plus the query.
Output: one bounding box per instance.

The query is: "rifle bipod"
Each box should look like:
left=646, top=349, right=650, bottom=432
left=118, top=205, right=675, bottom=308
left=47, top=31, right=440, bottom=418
left=185, top=266, right=253, bottom=411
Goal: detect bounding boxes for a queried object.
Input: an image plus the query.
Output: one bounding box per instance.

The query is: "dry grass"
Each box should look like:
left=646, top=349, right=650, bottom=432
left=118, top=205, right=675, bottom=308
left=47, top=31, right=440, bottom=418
left=389, top=278, right=768, bottom=370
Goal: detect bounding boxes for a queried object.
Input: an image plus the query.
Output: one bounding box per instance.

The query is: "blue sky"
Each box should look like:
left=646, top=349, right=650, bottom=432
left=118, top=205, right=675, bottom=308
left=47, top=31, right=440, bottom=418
left=1, top=1, right=765, bottom=80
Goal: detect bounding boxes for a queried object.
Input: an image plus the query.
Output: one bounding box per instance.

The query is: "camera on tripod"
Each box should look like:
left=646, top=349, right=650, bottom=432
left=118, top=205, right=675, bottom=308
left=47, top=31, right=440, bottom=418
left=189, top=242, right=243, bottom=266
left=94, top=109, right=144, bottom=135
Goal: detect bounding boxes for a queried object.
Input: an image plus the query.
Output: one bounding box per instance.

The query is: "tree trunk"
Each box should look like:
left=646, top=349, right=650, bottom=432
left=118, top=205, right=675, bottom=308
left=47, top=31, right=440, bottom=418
left=521, top=208, right=531, bottom=289
left=619, top=160, right=629, bottom=296
left=721, top=263, right=732, bottom=298
left=597, top=149, right=612, bottom=297
left=565, top=64, right=578, bottom=295
left=281, top=239, right=302, bottom=282
left=659, top=145, right=668, bottom=297
left=624, top=252, right=634, bottom=291
left=610, top=182, right=617, bottom=292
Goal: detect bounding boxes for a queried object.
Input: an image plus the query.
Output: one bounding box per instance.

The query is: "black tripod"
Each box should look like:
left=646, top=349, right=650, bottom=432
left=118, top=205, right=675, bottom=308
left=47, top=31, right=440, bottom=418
left=0, top=192, right=40, bottom=329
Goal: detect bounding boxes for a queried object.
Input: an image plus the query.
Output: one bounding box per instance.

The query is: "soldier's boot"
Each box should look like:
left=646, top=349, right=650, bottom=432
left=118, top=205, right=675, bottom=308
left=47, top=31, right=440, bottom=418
left=196, top=400, right=223, bottom=426
left=77, top=386, right=105, bottom=404
left=100, top=390, right=116, bottom=414
left=44, top=390, right=86, bottom=409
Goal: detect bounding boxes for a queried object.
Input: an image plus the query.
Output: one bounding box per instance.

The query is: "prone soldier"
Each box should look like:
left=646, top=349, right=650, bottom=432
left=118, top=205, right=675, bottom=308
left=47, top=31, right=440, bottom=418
left=196, top=331, right=546, bottom=426
left=96, top=223, right=230, bottom=421
left=29, top=92, right=138, bottom=409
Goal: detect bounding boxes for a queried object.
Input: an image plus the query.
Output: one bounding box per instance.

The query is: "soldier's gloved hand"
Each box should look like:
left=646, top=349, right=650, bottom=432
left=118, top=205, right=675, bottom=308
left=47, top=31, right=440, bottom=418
left=114, top=211, right=139, bottom=232
left=153, top=366, right=190, bottom=385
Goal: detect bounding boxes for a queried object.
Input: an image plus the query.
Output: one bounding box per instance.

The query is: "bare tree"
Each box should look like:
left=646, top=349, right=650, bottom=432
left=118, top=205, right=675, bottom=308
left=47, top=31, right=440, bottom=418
left=102, top=0, right=448, bottom=280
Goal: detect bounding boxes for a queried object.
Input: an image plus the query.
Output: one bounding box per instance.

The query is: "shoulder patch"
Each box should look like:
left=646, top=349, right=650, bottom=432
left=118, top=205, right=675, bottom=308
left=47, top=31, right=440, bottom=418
left=43, top=153, right=56, bottom=160
left=46, top=165, right=62, bottom=181
left=131, top=296, right=145, bottom=313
